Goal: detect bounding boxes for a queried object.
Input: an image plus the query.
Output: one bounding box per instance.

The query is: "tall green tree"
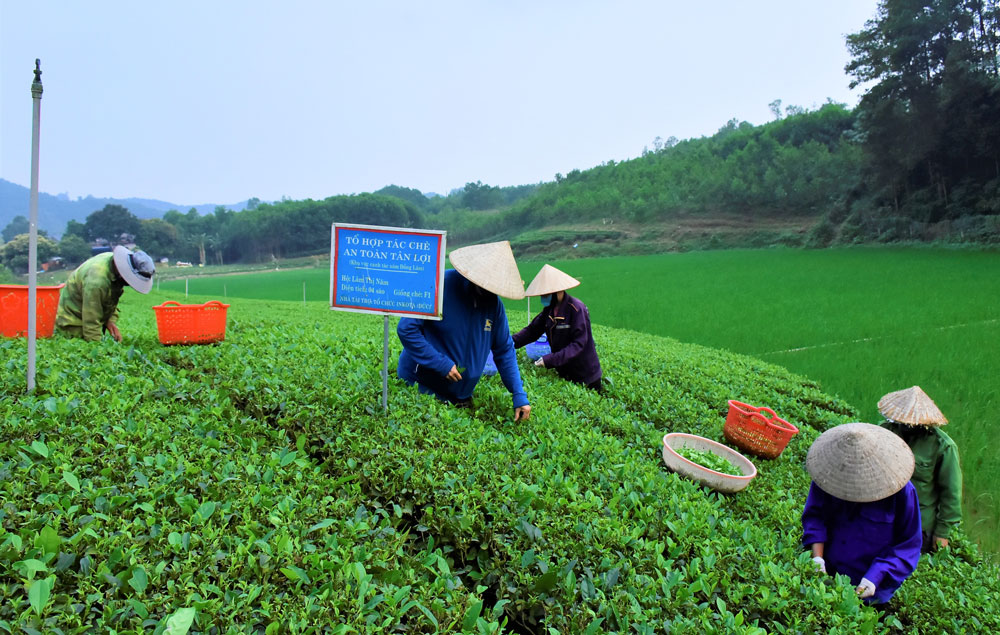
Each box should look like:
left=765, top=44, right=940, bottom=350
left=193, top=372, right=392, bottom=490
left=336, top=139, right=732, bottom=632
left=1, top=233, right=57, bottom=273
left=84, top=204, right=141, bottom=242
left=462, top=181, right=504, bottom=210
left=2, top=216, right=30, bottom=242
left=63, top=219, right=87, bottom=241
left=846, top=0, right=1000, bottom=219
left=136, top=218, right=180, bottom=259
left=58, top=234, right=92, bottom=265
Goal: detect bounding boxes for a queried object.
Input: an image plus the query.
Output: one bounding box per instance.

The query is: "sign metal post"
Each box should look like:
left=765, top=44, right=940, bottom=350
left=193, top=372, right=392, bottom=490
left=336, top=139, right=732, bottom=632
left=330, top=224, right=447, bottom=413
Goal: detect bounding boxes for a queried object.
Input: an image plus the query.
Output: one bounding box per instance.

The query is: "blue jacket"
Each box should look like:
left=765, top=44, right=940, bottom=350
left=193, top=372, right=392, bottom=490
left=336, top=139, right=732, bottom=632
left=397, top=270, right=529, bottom=409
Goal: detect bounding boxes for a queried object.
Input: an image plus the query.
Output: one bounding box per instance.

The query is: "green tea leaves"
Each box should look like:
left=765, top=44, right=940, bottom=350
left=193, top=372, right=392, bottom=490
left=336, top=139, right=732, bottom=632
left=34, top=526, right=61, bottom=556
left=280, top=566, right=310, bottom=584
left=29, top=440, right=49, bottom=458
left=165, top=607, right=196, bottom=635
left=128, top=566, right=148, bottom=595
left=27, top=575, right=55, bottom=615
left=196, top=500, right=217, bottom=523
left=306, top=518, right=336, bottom=534
left=675, top=447, right=741, bottom=476
left=62, top=470, right=81, bottom=492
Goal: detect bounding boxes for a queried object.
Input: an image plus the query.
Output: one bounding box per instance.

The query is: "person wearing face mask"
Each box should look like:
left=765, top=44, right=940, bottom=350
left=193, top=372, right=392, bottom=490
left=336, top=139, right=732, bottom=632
left=878, top=386, right=962, bottom=552
left=396, top=241, right=532, bottom=421
left=512, top=264, right=602, bottom=392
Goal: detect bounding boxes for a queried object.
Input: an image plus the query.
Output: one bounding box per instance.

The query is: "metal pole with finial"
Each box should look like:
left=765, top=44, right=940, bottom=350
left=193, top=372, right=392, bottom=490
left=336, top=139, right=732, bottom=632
left=27, top=59, right=43, bottom=393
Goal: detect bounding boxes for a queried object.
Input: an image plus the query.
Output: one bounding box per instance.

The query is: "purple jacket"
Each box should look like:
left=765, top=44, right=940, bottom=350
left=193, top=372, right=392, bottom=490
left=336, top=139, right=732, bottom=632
left=512, top=294, right=601, bottom=386
left=801, top=481, right=922, bottom=604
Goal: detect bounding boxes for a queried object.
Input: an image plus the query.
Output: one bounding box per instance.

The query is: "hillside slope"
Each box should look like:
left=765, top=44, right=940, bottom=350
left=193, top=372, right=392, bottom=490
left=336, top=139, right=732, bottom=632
left=1, top=294, right=997, bottom=632
left=0, top=178, right=250, bottom=238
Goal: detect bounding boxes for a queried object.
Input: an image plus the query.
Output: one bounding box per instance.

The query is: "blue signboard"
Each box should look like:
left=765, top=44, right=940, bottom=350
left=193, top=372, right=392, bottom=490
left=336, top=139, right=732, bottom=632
left=330, top=224, right=447, bottom=319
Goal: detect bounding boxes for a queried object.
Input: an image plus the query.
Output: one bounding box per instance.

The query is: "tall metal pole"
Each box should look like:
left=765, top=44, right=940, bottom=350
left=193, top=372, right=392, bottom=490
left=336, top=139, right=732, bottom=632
left=27, top=59, right=43, bottom=393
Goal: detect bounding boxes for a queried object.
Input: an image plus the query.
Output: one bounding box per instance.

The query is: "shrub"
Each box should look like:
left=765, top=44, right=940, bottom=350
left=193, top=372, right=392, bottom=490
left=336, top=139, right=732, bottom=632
left=1, top=293, right=997, bottom=632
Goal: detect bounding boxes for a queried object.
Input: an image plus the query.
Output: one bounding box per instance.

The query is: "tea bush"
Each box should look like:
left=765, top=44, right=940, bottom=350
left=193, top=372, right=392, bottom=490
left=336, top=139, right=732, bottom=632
left=1, top=293, right=997, bottom=633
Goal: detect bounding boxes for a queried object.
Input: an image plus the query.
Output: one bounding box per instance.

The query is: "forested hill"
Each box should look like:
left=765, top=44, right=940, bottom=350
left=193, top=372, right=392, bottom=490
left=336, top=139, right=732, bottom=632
left=429, top=104, right=862, bottom=253
left=4, top=1, right=997, bottom=268
left=0, top=178, right=254, bottom=239
left=401, top=0, right=1000, bottom=253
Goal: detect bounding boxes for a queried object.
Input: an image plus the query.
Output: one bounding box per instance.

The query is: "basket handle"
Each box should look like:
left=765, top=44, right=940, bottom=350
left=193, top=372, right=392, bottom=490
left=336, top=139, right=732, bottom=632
left=757, top=406, right=778, bottom=420
left=751, top=411, right=799, bottom=434
left=748, top=411, right=775, bottom=427
left=203, top=301, right=230, bottom=308
left=158, top=301, right=182, bottom=308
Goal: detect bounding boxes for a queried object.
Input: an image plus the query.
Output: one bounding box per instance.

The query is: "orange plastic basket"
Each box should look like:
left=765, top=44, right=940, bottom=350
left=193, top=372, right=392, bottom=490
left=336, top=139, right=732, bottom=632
left=723, top=400, right=799, bottom=459
left=152, top=300, right=230, bottom=345
left=0, top=284, right=65, bottom=338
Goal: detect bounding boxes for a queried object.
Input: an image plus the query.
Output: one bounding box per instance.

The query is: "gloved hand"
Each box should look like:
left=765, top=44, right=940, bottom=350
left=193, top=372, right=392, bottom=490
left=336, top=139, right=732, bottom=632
left=534, top=357, right=545, bottom=368
left=812, top=556, right=826, bottom=573
left=856, top=577, right=875, bottom=599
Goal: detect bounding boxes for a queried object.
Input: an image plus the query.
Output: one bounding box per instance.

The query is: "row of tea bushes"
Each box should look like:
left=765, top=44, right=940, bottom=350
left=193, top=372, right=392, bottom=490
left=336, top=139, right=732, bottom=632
left=1, top=292, right=998, bottom=633
left=1, top=310, right=501, bottom=632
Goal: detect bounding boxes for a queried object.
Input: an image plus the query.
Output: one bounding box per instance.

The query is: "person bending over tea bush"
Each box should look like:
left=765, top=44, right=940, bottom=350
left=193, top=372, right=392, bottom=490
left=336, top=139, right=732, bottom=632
left=397, top=241, right=531, bottom=421
left=802, top=422, right=922, bottom=607
left=513, top=264, right=603, bottom=392
left=878, top=385, right=962, bottom=552
left=55, top=245, right=155, bottom=341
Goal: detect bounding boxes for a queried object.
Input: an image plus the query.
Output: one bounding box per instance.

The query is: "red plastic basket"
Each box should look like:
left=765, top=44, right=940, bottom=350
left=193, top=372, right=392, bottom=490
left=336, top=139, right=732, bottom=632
left=723, top=400, right=799, bottom=459
left=152, top=300, right=230, bottom=345
left=0, top=284, right=65, bottom=338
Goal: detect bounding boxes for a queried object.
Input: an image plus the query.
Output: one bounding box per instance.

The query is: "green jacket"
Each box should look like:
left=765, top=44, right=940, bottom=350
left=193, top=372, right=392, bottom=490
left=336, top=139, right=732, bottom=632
left=55, top=252, right=125, bottom=341
left=883, top=421, right=963, bottom=539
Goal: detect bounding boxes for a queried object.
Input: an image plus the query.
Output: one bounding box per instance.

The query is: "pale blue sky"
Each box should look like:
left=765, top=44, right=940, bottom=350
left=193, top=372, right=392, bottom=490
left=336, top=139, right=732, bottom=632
left=1, top=1, right=877, bottom=206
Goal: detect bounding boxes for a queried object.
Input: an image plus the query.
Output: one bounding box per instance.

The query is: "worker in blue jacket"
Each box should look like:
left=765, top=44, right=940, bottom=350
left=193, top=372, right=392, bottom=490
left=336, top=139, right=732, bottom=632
left=397, top=241, right=531, bottom=421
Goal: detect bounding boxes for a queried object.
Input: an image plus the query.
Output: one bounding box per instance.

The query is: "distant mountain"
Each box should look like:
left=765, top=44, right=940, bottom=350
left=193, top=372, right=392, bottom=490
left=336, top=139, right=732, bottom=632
left=0, top=179, right=252, bottom=238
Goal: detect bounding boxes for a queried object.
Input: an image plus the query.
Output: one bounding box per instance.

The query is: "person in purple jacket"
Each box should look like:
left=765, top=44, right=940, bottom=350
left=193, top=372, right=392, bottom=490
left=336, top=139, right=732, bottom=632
left=397, top=241, right=531, bottom=422
left=512, top=264, right=603, bottom=392
left=802, top=422, right=922, bottom=607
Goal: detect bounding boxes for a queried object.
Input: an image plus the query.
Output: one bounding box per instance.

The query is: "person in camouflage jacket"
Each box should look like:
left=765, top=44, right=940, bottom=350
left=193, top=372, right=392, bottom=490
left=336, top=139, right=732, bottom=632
left=56, top=245, right=155, bottom=341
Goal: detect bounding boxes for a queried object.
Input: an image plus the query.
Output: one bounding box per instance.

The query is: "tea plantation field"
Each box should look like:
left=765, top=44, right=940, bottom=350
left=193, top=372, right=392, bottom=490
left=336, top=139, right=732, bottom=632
left=3, top=290, right=999, bottom=633
left=509, top=246, right=1000, bottom=555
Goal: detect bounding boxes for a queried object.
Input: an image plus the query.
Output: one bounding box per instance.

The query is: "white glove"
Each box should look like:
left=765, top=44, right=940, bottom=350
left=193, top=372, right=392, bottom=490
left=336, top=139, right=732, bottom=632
left=812, top=556, right=826, bottom=573
left=856, top=577, right=875, bottom=599
left=534, top=357, right=545, bottom=367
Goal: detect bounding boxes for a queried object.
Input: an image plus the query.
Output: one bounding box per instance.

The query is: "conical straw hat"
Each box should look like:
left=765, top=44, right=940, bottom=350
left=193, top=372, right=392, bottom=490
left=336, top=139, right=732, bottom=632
left=524, top=264, right=581, bottom=296
left=877, top=386, right=948, bottom=426
left=449, top=241, right=525, bottom=300
left=805, top=422, right=914, bottom=503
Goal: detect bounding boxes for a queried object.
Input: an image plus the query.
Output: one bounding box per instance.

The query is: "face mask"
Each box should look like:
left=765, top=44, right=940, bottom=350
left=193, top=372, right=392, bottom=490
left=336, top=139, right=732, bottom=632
left=539, top=294, right=553, bottom=307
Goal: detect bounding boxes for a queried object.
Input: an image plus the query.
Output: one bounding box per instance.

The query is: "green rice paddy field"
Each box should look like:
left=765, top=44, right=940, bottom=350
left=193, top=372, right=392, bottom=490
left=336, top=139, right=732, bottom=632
left=159, top=246, right=1000, bottom=554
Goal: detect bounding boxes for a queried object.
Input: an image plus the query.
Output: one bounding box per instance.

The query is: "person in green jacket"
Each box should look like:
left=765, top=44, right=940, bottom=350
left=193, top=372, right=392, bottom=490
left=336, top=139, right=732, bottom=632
left=879, top=385, right=962, bottom=551
left=56, top=245, right=155, bottom=341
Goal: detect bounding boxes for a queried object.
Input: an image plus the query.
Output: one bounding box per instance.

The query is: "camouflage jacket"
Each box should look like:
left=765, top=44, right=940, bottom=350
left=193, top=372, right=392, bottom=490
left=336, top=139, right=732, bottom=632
left=55, top=252, right=125, bottom=341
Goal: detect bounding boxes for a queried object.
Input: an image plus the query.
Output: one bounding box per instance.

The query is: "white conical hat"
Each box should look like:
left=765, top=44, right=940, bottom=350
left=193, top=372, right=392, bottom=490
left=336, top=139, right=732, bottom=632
left=524, top=264, right=581, bottom=296
left=878, top=386, right=948, bottom=426
left=449, top=241, right=525, bottom=300
left=805, top=422, right=914, bottom=503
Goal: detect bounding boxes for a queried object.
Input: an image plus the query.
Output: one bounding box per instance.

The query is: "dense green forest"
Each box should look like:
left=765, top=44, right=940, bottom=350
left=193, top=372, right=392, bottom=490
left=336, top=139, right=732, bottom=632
left=1, top=0, right=998, bottom=272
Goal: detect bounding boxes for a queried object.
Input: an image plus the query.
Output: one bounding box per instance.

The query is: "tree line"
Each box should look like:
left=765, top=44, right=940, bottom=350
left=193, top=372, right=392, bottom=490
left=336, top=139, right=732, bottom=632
left=2, top=0, right=997, bottom=276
